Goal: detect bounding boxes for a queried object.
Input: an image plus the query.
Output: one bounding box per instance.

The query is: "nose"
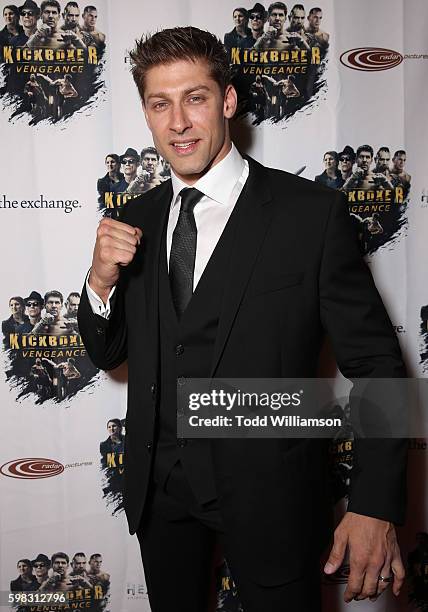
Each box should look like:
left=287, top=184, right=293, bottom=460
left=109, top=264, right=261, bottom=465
left=169, top=103, right=192, bottom=134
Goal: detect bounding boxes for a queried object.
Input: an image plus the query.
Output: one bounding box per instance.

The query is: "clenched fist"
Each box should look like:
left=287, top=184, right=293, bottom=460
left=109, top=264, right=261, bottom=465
left=88, top=218, right=142, bottom=304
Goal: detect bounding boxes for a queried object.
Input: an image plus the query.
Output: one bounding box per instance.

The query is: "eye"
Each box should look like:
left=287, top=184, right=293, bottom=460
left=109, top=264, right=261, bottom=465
left=189, top=95, right=204, bottom=103
left=153, top=101, right=167, bottom=111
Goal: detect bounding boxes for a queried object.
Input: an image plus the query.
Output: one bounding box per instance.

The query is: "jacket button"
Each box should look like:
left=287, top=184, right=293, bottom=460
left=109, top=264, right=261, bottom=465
left=96, top=327, right=104, bottom=335
left=175, top=344, right=184, bottom=356
left=150, top=383, right=156, bottom=395
left=177, top=438, right=187, bottom=447
left=177, top=377, right=186, bottom=386
left=146, top=442, right=152, bottom=452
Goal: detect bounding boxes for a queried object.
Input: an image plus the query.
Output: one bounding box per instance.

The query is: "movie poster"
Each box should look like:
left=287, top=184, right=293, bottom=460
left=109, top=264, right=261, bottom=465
left=328, top=401, right=353, bottom=502
left=313, top=145, right=410, bottom=255
left=99, top=418, right=125, bottom=515
left=97, top=147, right=171, bottom=216
left=216, top=560, right=243, bottom=612
left=223, top=3, right=329, bottom=124
left=2, top=289, right=98, bottom=403
left=0, top=0, right=105, bottom=124
left=8, top=551, right=110, bottom=611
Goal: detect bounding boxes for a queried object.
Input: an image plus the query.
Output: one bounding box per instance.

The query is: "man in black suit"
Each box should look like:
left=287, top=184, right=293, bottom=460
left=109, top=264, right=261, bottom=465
left=78, top=27, right=406, bottom=612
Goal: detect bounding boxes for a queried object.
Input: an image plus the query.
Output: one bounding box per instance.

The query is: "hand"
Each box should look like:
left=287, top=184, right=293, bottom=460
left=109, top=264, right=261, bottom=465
left=89, top=218, right=142, bottom=303
left=38, top=23, right=51, bottom=36
left=324, top=512, right=405, bottom=602
left=136, top=166, right=150, bottom=181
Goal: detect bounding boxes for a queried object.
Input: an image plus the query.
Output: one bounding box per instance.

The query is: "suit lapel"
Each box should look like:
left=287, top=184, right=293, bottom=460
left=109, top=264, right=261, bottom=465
left=210, top=157, right=274, bottom=377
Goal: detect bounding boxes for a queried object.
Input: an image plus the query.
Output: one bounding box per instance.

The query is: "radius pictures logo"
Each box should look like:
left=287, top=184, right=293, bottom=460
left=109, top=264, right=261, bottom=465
left=340, top=47, right=403, bottom=71
left=0, top=457, right=64, bottom=479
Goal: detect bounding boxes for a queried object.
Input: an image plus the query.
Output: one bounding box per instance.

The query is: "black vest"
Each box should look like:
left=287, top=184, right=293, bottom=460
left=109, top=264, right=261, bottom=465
left=153, top=202, right=241, bottom=504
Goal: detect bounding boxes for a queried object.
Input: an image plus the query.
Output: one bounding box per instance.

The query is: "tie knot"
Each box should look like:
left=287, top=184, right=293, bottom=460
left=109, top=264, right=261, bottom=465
left=179, top=187, right=203, bottom=213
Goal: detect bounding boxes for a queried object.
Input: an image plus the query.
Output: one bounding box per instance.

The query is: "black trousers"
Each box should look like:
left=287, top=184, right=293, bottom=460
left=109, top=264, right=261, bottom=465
left=137, top=462, right=322, bottom=612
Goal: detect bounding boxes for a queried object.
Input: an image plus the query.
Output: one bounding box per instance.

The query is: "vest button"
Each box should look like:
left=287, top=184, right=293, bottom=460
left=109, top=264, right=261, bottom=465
left=146, top=442, right=152, bottom=451
left=150, top=383, right=156, bottom=395
left=177, top=376, right=186, bottom=386
left=175, top=344, right=184, bottom=356
left=177, top=438, right=187, bottom=447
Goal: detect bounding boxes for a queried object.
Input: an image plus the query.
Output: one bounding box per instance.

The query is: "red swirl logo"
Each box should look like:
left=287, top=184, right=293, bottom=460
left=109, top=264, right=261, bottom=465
left=340, top=47, right=403, bottom=71
left=0, top=458, right=64, bottom=479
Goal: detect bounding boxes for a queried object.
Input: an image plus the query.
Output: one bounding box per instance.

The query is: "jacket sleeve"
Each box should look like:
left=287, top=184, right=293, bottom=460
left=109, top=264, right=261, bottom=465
left=319, top=191, right=407, bottom=525
left=77, top=274, right=128, bottom=371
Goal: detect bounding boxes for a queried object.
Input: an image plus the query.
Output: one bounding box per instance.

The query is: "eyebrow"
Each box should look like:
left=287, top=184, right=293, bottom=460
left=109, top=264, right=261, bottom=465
left=147, top=84, right=212, bottom=101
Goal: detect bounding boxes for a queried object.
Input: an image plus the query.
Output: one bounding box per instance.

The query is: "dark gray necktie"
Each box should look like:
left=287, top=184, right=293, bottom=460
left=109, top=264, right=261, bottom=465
left=169, top=187, right=203, bottom=317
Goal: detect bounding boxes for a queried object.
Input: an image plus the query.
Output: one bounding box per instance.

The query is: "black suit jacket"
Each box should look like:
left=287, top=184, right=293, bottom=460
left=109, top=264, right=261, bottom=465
left=78, top=156, right=407, bottom=584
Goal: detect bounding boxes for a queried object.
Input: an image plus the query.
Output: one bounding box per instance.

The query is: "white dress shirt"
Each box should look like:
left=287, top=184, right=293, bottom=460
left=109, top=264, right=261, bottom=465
left=87, top=143, right=249, bottom=318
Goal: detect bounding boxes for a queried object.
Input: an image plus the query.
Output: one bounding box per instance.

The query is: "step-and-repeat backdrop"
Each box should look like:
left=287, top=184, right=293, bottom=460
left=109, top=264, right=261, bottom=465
left=0, top=1, right=427, bottom=610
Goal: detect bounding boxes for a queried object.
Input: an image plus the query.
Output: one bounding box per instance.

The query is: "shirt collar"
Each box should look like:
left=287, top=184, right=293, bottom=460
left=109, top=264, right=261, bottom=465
left=170, top=143, right=245, bottom=209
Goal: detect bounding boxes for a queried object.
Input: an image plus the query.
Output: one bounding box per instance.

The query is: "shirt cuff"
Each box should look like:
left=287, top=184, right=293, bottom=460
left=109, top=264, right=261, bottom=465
left=85, top=270, right=116, bottom=319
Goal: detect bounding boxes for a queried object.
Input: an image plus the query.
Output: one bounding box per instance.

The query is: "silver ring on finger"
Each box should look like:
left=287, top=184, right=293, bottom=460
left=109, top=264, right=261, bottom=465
left=378, top=575, right=393, bottom=583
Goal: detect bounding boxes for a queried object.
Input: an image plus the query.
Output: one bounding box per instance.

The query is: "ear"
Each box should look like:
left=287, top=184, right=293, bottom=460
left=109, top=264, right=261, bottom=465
left=223, top=84, right=238, bottom=120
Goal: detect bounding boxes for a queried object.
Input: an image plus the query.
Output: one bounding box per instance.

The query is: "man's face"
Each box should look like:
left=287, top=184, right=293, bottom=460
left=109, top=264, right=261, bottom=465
left=289, top=8, right=305, bottom=31
left=122, top=157, right=138, bottom=179
left=393, top=153, right=406, bottom=171
left=9, top=299, right=23, bottom=316
left=72, top=556, right=86, bottom=574
left=45, top=296, right=62, bottom=318
left=308, top=10, right=322, bottom=31
left=108, top=421, right=120, bottom=436
left=33, top=562, right=48, bottom=579
left=143, top=59, right=237, bottom=184
left=64, top=6, right=80, bottom=29
left=3, top=7, right=18, bottom=26
left=66, top=296, right=79, bottom=316
left=21, top=8, right=38, bottom=29
left=357, top=151, right=372, bottom=171
left=233, top=10, right=246, bottom=27
left=142, top=153, right=158, bottom=175
left=42, top=5, right=60, bottom=28
left=17, top=561, right=31, bottom=576
left=269, top=9, right=286, bottom=30
left=105, top=156, right=118, bottom=173
left=249, top=11, right=265, bottom=30
left=89, top=557, right=102, bottom=571
left=376, top=151, right=390, bottom=172
left=26, top=299, right=42, bottom=318
left=83, top=9, right=97, bottom=28
left=52, top=558, right=68, bottom=575
left=339, top=154, right=353, bottom=173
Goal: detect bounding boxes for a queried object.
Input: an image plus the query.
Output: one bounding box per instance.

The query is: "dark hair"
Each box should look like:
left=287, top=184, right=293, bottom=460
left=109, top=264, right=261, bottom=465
left=290, top=4, right=305, bottom=15
left=323, top=150, right=339, bottom=165
left=105, top=153, right=119, bottom=164
left=107, top=418, right=122, bottom=429
left=44, top=290, right=64, bottom=305
left=51, top=552, right=69, bottom=564
left=4, top=5, right=20, bottom=18
left=89, top=553, right=102, bottom=561
left=40, top=0, right=60, bottom=14
left=9, top=296, right=25, bottom=309
left=376, top=146, right=390, bottom=157
left=72, top=552, right=86, bottom=561
left=66, top=292, right=80, bottom=302
left=17, top=558, right=32, bottom=567
left=394, top=150, right=406, bottom=158
left=67, top=357, right=76, bottom=365
left=83, top=5, right=97, bottom=13
left=356, top=144, right=374, bottom=158
left=130, top=27, right=230, bottom=102
left=308, top=7, right=322, bottom=16
left=64, top=1, right=79, bottom=13
left=140, top=146, right=159, bottom=160
left=233, top=7, right=248, bottom=18
left=268, top=2, right=287, bottom=16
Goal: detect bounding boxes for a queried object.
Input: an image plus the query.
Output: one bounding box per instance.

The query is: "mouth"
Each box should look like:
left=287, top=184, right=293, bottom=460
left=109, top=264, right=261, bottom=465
left=171, top=140, right=199, bottom=155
